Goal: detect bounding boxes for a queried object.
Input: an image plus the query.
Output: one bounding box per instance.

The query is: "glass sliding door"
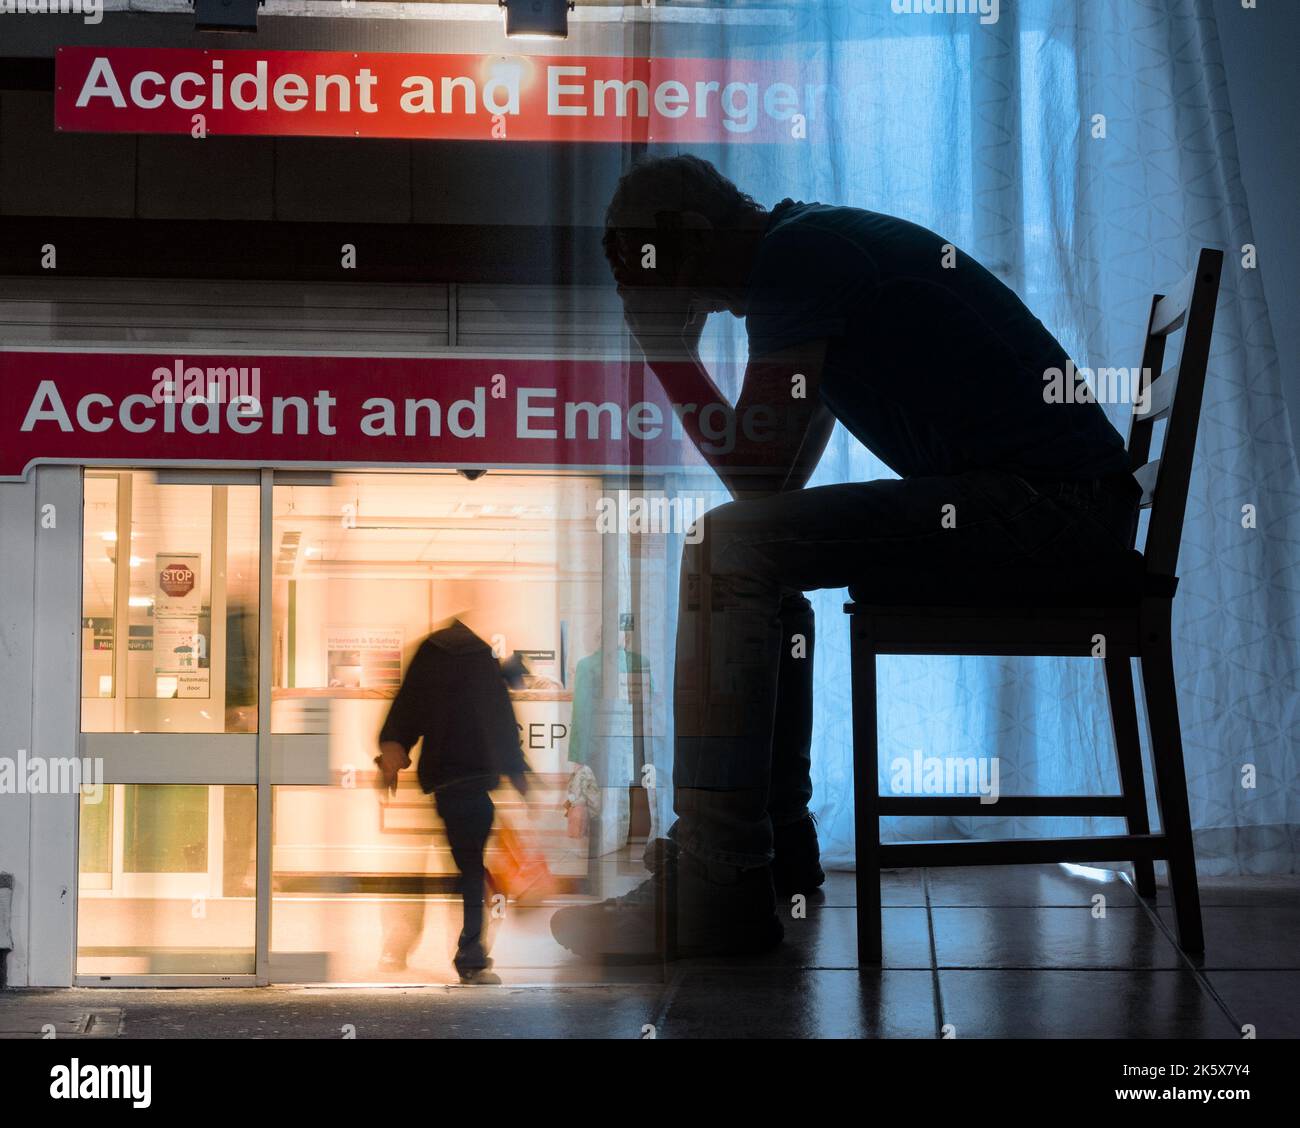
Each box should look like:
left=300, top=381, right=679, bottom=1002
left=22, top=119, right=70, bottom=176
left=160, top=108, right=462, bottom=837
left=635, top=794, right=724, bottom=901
left=267, top=470, right=604, bottom=983
left=76, top=466, right=632, bottom=984
left=77, top=470, right=261, bottom=982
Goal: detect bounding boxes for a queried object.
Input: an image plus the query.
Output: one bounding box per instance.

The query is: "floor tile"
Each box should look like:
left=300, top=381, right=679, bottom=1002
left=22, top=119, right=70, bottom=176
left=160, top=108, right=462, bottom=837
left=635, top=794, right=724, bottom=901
left=820, top=868, right=925, bottom=907
left=0, top=1004, right=122, bottom=1038
left=1199, top=970, right=1300, bottom=1038
left=1157, top=905, right=1300, bottom=969
left=660, top=969, right=937, bottom=1038
left=938, top=970, right=1237, bottom=1038
left=932, top=906, right=1184, bottom=969
left=1155, top=874, right=1300, bottom=908
left=924, top=863, right=1142, bottom=907
left=676, top=906, right=933, bottom=971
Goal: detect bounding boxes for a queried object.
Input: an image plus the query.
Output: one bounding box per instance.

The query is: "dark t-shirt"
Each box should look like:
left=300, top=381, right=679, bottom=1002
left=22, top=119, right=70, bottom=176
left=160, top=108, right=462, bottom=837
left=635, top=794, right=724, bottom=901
left=744, top=199, right=1130, bottom=482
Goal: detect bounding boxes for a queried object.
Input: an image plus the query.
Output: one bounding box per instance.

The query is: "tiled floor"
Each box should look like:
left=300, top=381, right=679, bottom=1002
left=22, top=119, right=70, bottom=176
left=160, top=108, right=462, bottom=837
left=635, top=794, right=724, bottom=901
left=2, top=865, right=1296, bottom=1038
left=657, top=866, right=1298, bottom=1038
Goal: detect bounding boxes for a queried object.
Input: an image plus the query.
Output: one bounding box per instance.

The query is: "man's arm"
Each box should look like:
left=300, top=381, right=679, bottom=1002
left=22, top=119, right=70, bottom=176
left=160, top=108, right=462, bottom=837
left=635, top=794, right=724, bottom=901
left=376, top=644, right=431, bottom=792
left=639, top=335, right=831, bottom=501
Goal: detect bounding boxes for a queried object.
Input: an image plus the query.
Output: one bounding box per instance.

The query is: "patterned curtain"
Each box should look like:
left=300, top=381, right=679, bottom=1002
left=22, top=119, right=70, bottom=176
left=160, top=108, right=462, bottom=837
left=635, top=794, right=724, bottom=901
left=643, top=0, right=1300, bottom=874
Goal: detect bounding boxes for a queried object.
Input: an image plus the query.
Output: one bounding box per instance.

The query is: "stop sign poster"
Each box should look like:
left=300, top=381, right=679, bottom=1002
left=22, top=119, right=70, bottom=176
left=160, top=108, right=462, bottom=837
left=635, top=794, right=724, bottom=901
left=156, top=553, right=201, bottom=616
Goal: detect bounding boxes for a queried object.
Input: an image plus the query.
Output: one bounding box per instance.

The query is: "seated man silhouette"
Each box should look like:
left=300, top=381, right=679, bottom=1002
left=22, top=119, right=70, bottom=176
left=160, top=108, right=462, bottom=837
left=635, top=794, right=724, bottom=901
left=549, top=155, right=1141, bottom=960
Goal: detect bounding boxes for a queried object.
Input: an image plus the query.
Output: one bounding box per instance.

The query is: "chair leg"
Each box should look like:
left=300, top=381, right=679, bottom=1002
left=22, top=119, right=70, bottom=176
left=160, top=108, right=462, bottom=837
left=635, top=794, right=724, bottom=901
left=1104, top=654, right=1157, bottom=897
left=850, top=616, right=883, bottom=966
left=1138, top=609, right=1204, bottom=954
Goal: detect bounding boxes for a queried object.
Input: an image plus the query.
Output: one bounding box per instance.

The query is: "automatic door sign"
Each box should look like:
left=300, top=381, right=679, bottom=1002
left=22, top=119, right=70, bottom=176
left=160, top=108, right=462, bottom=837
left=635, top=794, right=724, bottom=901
left=156, top=553, right=202, bottom=616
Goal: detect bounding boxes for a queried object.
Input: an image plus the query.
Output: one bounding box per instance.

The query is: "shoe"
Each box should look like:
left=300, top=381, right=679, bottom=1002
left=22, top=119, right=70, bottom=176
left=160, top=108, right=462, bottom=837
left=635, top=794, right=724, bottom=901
left=549, top=839, right=783, bottom=962
left=771, top=813, right=825, bottom=896
left=458, top=968, right=502, bottom=985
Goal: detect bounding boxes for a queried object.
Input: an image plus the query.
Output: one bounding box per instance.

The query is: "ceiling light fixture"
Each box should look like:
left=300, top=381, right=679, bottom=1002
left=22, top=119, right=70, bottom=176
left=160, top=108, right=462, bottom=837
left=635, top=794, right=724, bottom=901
left=499, top=0, right=576, bottom=40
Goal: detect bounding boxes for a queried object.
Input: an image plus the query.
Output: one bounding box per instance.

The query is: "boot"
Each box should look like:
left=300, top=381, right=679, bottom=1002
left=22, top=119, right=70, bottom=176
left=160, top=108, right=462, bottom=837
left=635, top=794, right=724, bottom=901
left=771, top=813, right=826, bottom=895
left=549, top=838, right=783, bottom=962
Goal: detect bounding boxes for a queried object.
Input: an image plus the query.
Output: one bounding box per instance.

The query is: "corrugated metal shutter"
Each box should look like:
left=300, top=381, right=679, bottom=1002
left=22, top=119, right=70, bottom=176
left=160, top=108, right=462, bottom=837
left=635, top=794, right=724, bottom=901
left=0, top=276, right=450, bottom=351
left=0, top=276, right=627, bottom=355
left=455, top=283, right=625, bottom=354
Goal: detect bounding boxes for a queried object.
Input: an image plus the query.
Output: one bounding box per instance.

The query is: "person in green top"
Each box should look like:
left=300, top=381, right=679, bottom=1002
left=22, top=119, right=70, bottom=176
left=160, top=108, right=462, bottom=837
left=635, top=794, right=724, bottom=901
left=567, top=622, right=652, bottom=770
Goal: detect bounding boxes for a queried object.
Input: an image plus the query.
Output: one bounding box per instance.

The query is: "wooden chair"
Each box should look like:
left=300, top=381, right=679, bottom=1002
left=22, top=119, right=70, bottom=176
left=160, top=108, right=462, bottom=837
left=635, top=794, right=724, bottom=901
left=845, top=248, right=1223, bottom=964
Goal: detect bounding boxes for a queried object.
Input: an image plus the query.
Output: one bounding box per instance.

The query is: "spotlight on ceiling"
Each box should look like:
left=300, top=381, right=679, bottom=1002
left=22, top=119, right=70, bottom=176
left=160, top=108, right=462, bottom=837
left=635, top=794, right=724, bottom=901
left=192, top=0, right=264, bottom=33
left=499, top=0, right=576, bottom=40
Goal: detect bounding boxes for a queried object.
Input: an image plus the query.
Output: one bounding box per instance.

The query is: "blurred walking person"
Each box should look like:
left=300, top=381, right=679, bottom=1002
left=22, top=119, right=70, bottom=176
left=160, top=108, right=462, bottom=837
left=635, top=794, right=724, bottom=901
left=376, top=615, right=531, bottom=984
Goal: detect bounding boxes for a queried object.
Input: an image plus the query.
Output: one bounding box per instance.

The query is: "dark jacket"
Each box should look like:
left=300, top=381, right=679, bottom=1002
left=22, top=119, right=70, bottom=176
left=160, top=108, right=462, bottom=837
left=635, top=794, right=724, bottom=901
left=379, top=620, right=527, bottom=794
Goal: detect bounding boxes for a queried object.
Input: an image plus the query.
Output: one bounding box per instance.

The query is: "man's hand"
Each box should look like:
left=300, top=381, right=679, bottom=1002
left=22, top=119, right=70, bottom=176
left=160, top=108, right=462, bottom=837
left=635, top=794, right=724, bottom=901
left=618, top=284, right=699, bottom=358
left=633, top=337, right=831, bottom=502
left=680, top=304, right=708, bottom=354
left=375, top=740, right=410, bottom=797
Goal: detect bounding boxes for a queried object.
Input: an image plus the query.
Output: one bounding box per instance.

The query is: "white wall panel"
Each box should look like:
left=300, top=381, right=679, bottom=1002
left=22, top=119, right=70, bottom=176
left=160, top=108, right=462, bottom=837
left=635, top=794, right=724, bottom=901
left=27, top=466, right=82, bottom=987
left=0, top=474, right=36, bottom=986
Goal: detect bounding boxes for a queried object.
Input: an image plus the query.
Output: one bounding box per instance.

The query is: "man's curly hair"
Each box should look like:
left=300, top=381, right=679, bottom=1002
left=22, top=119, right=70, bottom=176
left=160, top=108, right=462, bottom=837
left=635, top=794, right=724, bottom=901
left=602, top=155, right=766, bottom=283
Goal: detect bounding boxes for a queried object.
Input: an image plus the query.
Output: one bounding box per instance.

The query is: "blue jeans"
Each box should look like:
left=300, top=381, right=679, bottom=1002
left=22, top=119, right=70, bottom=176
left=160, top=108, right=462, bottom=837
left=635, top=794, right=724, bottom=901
left=670, top=468, right=1140, bottom=869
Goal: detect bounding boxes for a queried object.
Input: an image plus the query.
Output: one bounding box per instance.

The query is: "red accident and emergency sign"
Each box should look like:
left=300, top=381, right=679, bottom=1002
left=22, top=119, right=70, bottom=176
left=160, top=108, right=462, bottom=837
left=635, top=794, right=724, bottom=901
left=54, top=47, right=830, bottom=143
left=0, top=350, right=782, bottom=480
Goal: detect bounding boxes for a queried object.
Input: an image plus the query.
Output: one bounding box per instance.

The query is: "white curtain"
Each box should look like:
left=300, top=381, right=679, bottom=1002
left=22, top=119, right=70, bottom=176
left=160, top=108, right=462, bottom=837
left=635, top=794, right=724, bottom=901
left=643, top=0, right=1300, bottom=874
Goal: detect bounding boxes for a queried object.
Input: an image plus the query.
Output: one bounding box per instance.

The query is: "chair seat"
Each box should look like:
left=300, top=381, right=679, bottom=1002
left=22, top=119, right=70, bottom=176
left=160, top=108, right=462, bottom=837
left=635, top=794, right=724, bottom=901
left=846, top=549, right=1176, bottom=608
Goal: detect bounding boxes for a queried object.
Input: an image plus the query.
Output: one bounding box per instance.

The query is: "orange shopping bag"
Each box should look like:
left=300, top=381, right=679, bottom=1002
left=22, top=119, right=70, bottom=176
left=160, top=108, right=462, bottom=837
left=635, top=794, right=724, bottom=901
left=489, top=820, right=558, bottom=904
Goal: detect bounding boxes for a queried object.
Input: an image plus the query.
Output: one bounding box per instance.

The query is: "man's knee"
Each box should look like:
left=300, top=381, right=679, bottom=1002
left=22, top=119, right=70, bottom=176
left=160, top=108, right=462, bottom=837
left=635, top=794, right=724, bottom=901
left=687, top=499, right=769, bottom=575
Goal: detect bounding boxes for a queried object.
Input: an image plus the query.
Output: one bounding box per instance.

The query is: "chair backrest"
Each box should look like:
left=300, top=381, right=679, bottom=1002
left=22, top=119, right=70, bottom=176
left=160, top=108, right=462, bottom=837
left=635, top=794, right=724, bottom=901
left=1124, top=248, right=1224, bottom=579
